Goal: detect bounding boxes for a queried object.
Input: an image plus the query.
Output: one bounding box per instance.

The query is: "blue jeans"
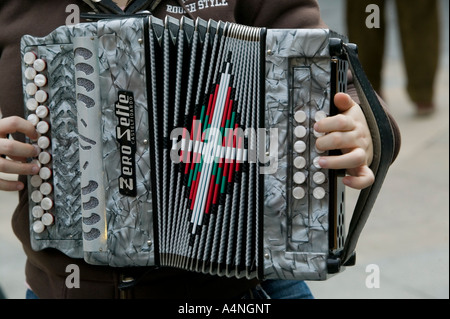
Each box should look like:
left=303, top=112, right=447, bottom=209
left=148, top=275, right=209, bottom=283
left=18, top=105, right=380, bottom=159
left=26, top=289, right=39, bottom=299
left=26, top=280, right=314, bottom=299
left=241, top=280, right=314, bottom=299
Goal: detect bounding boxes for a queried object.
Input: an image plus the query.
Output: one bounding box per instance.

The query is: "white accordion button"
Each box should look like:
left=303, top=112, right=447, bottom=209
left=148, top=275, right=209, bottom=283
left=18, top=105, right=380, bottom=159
left=31, top=190, right=43, bottom=203
left=32, top=220, right=45, bottom=234
left=27, top=114, right=40, bottom=126
left=35, top=90, right=48, bottom=103
left=315, top=145, right=325, bottom=154
left=293, top=172, right=306, bottom=185
left=38, top=151, right=51, bottom=165
left=39, top=167, right=52, bottom=180
left=36, top=121, right=50, bottom=134
left=24, top=67, right=37, bottom=81
left=294, top=110, right=307, bottom=123
left=314, top=111, right=327, bottom=122
left=24, top=52, right=37, bottom=65
left=313, top=156, right=322, bottom=168
left=30, top=160, right=41, bottom=171
left=313, top=129, right=325, bottom=138
left=33, top=59, right=47, bottom=72
left=41, top=198, right=54, bottom=211
left=37, top=136, right=50, bottom=150
left=313, top=172, right=326, bottom=184
left=313, top=187, right=326, bottom=200
left=294, top=126, right=307, bottom=138
left=41, top=212, right=54, bottom=226
left=294, top=156, right=306, bottom=169
left=34, top=90, right=48, bottom=103
left=293, top=187, right=306, bottom=200
left=294, top=140, right=306, bottom=154
left=32, top=206, right=44, bottom=218
left=25, top=83, right=38, bottom=96
left=30, top=175, right=43, bottom=188
left=26, top=98, right=38, bottom=111
left=34, top=74, right=47, bottom=87
left=40, top=182, right=53, bottom=196
left=36, top=105, right=49, bottom=119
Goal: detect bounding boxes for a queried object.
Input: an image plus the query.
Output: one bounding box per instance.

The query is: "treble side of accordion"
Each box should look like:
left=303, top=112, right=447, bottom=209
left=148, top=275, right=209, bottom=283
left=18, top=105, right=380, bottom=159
left=21, top=16, right=348, bottom=280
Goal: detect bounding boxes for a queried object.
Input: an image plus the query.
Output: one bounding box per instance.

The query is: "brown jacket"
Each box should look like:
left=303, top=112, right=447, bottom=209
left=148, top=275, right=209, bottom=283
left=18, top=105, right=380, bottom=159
left=0, top=0, right=401, bottom=299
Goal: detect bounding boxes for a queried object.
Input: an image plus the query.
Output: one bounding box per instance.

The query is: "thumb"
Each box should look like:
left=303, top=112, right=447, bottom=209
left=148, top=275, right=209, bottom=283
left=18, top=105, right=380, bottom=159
left=334, top=93, right=357, bottom=113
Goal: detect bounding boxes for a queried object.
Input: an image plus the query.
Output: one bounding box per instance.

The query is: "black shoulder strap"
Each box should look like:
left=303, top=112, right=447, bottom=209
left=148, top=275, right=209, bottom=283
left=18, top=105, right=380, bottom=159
left=340, top=42, right=396, bottom=265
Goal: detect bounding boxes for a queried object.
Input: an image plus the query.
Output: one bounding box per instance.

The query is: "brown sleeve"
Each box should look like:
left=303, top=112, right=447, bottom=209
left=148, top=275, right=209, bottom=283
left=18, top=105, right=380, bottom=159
left=234, top=0, right=327, bottom=28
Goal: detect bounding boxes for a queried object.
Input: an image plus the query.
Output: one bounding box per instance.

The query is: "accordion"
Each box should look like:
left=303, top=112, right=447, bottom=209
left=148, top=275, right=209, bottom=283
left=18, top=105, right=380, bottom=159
left=21, top=15, right=394, bottom=280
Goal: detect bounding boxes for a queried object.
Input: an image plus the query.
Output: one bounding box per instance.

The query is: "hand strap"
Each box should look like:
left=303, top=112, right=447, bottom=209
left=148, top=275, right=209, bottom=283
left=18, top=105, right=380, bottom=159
left=340, top=42, right=396, bottom=265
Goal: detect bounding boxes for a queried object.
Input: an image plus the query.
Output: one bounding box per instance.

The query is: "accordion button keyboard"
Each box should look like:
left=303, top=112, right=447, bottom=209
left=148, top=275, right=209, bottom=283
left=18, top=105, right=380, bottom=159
left=23, top=51, right=55, bottom=235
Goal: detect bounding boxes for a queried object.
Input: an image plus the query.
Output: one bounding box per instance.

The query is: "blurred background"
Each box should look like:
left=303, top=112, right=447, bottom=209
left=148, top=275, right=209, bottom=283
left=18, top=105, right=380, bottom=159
left=1, top=0, right=448, bottom=299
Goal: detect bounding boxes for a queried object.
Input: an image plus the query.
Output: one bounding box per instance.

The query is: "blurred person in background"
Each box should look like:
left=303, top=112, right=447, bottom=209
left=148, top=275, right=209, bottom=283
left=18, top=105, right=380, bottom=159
left=346, top=0, right=440, bottom=116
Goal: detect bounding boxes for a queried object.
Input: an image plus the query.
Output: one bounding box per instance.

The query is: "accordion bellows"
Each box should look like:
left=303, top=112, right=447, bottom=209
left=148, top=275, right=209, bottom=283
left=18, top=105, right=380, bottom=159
left=21, top=16, right=350, bottom=280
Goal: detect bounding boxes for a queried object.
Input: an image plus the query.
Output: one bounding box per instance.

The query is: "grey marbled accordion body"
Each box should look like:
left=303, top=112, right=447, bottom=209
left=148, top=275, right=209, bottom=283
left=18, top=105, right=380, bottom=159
left=21, top=17, right=346, bottom=280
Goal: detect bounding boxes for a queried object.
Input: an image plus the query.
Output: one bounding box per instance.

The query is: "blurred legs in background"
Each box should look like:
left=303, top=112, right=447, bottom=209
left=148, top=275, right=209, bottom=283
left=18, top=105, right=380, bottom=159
left=346, top=0, right=440, bottom=115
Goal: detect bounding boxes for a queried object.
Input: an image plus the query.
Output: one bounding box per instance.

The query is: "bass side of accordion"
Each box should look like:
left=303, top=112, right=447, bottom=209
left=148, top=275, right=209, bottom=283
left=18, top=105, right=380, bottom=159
left=21, top=15, right=351, bottom=281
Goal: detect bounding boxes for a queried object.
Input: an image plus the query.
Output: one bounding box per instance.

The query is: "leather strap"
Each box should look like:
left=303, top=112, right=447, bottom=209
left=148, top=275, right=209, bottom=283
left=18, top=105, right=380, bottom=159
left=340, top=42, right=395, bottom=264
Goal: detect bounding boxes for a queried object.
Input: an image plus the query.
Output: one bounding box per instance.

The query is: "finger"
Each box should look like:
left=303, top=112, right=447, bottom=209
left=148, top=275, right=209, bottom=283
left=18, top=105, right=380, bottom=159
left=0, top=138, right=40, bottom=158
left=317, top=148, right=366, bottom=170
left=314, top=113, right=355, bottom=134
left=7, top=155, right=29, bottom=162
left=0, top=157, right=40, bottom=175
left=0, top=179, right=25, bottom=191
left=0, top=116, right=38, bottom=140
left=342, top=166, right=375, bottom=190
left=315, top=130, right=357, bottom=153
left=314, top=93, right=358, bottom=133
